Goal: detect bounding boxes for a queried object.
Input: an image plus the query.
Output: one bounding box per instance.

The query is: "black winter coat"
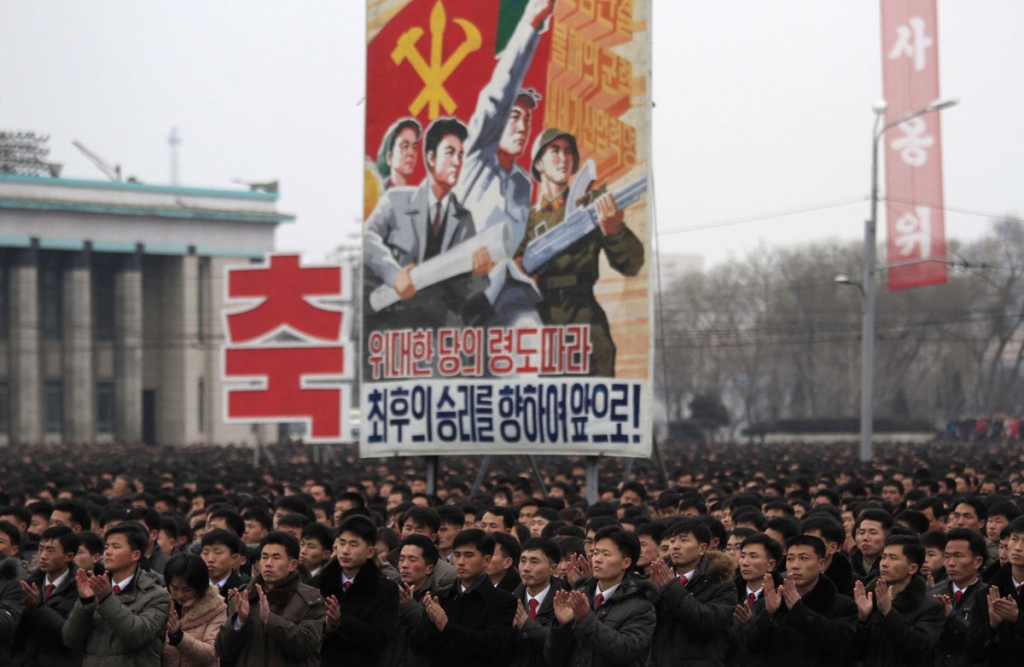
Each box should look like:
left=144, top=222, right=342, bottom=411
left=741, top=574, right=857, bottom=667
left=964, top=563, right=1024, bottom=667
left=410, top=574, right=517, bottom=667
left=509, top=576, right=559, bottom=667
left=544, top=574, right=657, bottom=667
left=927, top=578, right=990, bottom=667
left=14, top=563, right=83, bottom=667
left=649, top=552, right=737, bottom=667
left=852, top=575, right=945, bottom=667
left=0, top=557, right=25, bottom=666
left=318, top=557, right=399, bottom=667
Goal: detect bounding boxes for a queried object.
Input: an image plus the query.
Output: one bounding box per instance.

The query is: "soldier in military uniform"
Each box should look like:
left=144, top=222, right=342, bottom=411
left=514, top=129, right=645, bottom=377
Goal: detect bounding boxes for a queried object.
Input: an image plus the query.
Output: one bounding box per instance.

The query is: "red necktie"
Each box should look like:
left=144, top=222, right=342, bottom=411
left=955, top=590, right=963, bottom=606
left=748, top=592, right=756, bottom=608
left=1016, top=584, right=1022, bottom=597
left=45, top=584, right=54, bottom=600
left=594, top=593, right=604, bottom=611
left=112, top=585, right=121, bottom=595
left=529, top=598, right=539, bottom=619
left=343, top=581, right=352, bottom=593
left=678, top=576, right=688, bottom=586
left=431, top=200, right=442, bottom=237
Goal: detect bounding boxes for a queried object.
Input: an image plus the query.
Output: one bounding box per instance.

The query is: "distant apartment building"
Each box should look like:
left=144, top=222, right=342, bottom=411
left=0, top=174, right=292, bottom=445
left=652, top=252, right=703, bottom=289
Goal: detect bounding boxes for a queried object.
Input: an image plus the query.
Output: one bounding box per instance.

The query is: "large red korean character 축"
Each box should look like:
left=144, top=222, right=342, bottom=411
left=224, top=346, right=350, bottom=442
left=225, top=254, right=348, bottom=343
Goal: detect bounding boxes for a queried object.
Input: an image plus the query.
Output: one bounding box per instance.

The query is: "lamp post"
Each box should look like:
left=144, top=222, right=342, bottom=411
left=859, top=97, right=958, bottom=463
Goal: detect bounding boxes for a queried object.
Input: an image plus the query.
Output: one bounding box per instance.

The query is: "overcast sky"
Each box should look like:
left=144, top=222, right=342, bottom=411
left=2, top=1, right=1020, bottom=269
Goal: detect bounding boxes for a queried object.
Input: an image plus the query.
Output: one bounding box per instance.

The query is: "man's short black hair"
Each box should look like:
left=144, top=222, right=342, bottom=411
left=894, top=510, right=929, bottom=536
left=97, top=504, right=128, bottom=527
left=787, top=534, right=826, bottom=559
left=0, top=506, right=30, bottom=527
left=105, top=521, right=150, bottom=555
left=28, top=501, right=54, bottom=519
left=944, top=527, right=987, bottom=560
left=665, top=517, right=712, bottom=545
left=885, top=534, right=925, bottom=568
left=585, top=516, right=620, bottom=534
left=764, top=500, right=796, bottom=517
left=336, top=492, right=366, bottom=509
left=619, top=481, right=648, bottom=502
left=492, top=532, right=521, bottom=566
left=452, top=528, right=495, bottom=556
left=740, top=532, right=783, bottom=564
left=592, top=526, right=640, bottom=565
left=53, top=499, right=92, bottom=530
left=337, top=515, right=378, bottom=546
left=678, top=495, right=707, bottom=516
left=126, top=507, right=161, bottom=534
left=277, top=513, right=310, bottom=530
left=242, top=508, right=273, bottom=532
left=0, top=521, right=21, bottom=548
left=767, top=516, right=800, bottom=543
left=398, top=534, right=439, bottom=567
left=437, top=505, right=465, bottom=529
left=655, top=492, right=681, bottom=511
left=401, top=506, right=441, bottom=534
left=987, top=500, right=1021, bottom=522
left=800, top=515, right=845, bottom=546
left=485, top=506, right=517, bottom=531
left=274, top=495, right=310, bottom=518
left=260, top=531, right=300, bottom=561
left=952, top=496, right=988, bottom=522
left=209, top=508, right=245, bottom=538
left=732, top=509, right=768, bottom=532
left=1008, top=516, right=1024, bottom=536
left=423, top=117, right=468, bottom=166
left=77, top=530, right=104, bottom=556
left=301, top=522, right=334, bottom=551
left=728, top=527, right=757, bottom=543
left=855, top=508, right=894, bottom=533
left=814, top=488, right=841, bottom=507
left=635, top=522, right=666, bottom=544
left=520, top=537, right=561, bottom=565
left=40, top=525, right=79, bottom=554
left=201, top=529, right=243, bottom=555
left=920, top=530, right=948, bottom=550
left=912, top=496, right=947, bottom=518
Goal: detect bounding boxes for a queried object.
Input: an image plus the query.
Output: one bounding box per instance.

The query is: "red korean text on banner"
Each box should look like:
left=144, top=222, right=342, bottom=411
left=222, top=254, right=354, bottom=443
left=880, top=0, right=947, bottom=291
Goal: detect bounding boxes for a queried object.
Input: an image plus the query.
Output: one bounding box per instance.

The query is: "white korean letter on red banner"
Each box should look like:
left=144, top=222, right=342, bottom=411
left=880, top=0, right=947, bottom=290
left=221, top=254, right=355, bottom=442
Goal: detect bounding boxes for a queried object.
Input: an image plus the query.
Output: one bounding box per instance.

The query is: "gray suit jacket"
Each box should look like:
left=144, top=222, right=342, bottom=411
left=364, top=181, right=476, bottom=288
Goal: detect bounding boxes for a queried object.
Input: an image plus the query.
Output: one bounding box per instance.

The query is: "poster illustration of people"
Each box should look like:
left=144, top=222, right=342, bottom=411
left=361, top=0, right=652, bottom=457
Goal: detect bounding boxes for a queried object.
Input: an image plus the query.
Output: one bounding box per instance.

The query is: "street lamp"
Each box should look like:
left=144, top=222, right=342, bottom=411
left=859, top=97, right=959, bottom=463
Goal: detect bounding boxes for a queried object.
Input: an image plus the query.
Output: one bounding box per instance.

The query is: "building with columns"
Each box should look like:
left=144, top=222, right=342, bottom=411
left=0, top=174, right=292, bottom=446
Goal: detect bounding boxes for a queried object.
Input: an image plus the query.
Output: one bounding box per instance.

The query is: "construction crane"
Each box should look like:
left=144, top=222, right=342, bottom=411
left=72, top=140, right=122, bottom=182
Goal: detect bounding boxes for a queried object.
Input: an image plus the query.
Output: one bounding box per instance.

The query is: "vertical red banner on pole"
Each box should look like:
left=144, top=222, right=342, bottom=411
left=880, top=0, right=948, bottom=291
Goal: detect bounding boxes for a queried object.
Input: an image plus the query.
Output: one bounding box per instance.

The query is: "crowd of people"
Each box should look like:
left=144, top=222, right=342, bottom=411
left=0, top=439, right=1021, bottom=666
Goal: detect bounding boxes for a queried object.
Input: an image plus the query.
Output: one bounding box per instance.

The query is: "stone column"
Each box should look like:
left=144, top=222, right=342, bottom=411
left=114, top=249, right=143, bottom=443
left=9, top=244, right=41, bottom=444
left=62, top=248, right=94, bottom=442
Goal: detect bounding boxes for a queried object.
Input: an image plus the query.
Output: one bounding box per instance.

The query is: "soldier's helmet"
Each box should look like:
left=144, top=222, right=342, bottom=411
left=530, top=128, right=580, bottom=182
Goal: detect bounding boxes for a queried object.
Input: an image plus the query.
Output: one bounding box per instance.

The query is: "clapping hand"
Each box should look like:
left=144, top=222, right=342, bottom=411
left=763, top=574, right=781, bottom=616
left=854, top=581, right=874, bottom=622
left=552, top=590, right=575, bottom=626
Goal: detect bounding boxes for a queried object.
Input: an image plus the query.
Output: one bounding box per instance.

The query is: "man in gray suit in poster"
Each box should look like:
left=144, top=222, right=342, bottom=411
left=364, top=117, right=491, bottom=330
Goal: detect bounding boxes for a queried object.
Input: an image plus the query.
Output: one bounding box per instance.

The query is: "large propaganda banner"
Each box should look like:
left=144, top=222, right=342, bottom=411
left=880, top=0, right=948, bottom=291
left=360, top=0, right=653, bottom=457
